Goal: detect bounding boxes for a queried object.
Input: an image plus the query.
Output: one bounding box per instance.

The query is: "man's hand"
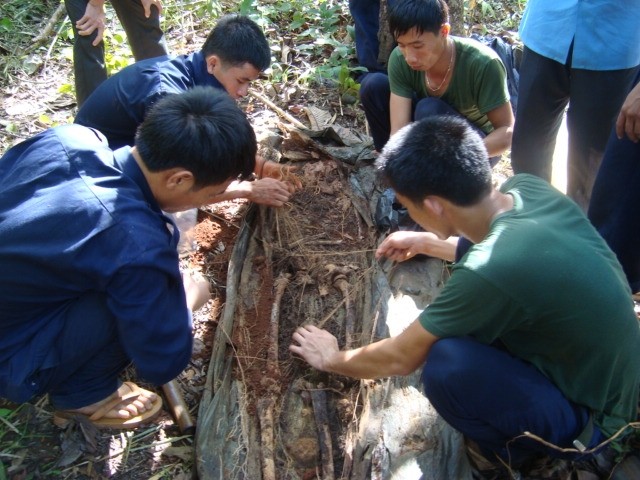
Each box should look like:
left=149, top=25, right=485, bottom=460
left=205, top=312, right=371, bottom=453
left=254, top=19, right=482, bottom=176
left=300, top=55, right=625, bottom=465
left=616, top=82, right=640, bottom=142
left=289, top=325, right=339, bottom=372
left=376, top=231, right=458, bottom=262
left=140, top=0, right=163, bottom=17
left=259, top=158, right=303, bottom=190
left=76, top=0, right=106, bottom=46
left=238, top=178, right=295, bottom=207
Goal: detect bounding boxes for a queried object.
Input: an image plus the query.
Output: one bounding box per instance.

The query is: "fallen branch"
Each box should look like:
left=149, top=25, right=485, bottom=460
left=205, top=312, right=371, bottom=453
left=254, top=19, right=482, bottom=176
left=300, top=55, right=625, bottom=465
left=248, top=88, right=308, bottom=130
left=27, top=3, right=67, bottom=54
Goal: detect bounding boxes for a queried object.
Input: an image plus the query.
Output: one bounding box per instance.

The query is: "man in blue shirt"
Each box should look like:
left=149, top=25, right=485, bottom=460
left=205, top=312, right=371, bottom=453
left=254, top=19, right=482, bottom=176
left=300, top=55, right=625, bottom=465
left=0, top=87, right=256, bottom=428
left=75, top=14, right=296, bottom=207
left=290, top=116, right=640, bottom=478
left=511, top=0, right=640, bottom=211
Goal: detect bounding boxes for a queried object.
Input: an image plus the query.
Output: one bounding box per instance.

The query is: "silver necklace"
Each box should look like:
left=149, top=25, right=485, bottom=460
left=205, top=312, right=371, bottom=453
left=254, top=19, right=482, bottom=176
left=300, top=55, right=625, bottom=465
left=426, top=41, right=455, bottom=92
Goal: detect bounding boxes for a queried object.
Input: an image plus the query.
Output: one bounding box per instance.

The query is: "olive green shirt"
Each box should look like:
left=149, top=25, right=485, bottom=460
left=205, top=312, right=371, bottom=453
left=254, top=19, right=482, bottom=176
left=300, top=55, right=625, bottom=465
left=420, top=174, right=640, bottom=438
left=388, top=36, right=510, bottom=133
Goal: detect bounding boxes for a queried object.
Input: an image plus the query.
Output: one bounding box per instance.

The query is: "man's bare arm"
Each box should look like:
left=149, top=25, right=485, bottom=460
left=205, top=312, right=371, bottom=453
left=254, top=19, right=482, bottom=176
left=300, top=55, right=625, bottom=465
left=483, top=102, right=514, bottom=157
left=390, top=93, right=413, bottom=138
left=289, top=319, right=438, bottom=379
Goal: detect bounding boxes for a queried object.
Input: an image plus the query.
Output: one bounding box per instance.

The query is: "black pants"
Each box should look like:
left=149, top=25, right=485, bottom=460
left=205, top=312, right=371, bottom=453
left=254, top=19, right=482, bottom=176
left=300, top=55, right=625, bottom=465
left=588, top=70, right=640, bottom=293
left=511, top=46, right=638, bottom=210
left=64, top=0, right=168, bottom=106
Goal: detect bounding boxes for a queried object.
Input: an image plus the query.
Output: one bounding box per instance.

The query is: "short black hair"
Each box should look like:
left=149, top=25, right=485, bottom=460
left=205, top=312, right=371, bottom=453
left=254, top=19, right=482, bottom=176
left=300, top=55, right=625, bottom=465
left=201, top=14, right=271, bottom=71
left=389, top=0, right=449, bottom=38
left=376, top=116, right=492, bottom=206
left=135, top=87, right=256, bottom=188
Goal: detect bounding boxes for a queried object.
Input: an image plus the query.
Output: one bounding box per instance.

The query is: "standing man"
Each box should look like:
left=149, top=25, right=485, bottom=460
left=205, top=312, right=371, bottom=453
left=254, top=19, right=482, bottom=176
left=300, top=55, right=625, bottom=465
left=75, top=14, right=296, bottom=207
left=0, top=87, right=256, bottom=428
left=511, top=0, right=640, bottom=211
left=291, top=116, right=639, bottom=476
left=588, top=71, right=640, bottom=294
left=359, top=0, right=513, bottom=160
left=65, top=0, right=169, bottom=106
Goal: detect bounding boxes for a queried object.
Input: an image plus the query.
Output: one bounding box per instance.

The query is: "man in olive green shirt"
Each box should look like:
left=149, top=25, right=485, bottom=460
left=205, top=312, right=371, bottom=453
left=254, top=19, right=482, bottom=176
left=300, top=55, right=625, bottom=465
left=290, top=116, right=639, bottom=475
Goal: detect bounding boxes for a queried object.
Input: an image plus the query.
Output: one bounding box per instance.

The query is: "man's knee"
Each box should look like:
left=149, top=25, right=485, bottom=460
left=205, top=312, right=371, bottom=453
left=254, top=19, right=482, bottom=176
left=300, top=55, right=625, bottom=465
left=359, top=72, right=390, bottom=109
left=414, top=97, right=457, bottom=119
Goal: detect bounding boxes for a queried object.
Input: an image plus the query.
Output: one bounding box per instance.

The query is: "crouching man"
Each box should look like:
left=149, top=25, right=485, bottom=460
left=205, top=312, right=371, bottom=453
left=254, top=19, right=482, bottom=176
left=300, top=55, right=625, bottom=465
left=290, top=116, right=640, bottom=475
left=0, top=87, right=256, bottom=428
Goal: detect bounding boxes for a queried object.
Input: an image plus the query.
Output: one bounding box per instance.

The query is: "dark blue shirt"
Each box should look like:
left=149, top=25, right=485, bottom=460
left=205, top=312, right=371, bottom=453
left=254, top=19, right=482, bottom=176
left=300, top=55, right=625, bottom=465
left=75, top=51, right=225, bottom=148
left=0, top=125, right=193, bottom=395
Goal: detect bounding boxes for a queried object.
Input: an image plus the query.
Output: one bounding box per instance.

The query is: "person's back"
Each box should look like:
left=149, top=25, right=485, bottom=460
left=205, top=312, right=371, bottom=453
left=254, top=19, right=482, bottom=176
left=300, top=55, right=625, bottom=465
left=0, top=88, right=257, bottom=426
left=0, top=124, right=193, bottom=398
left=74, top=52, right=218, bottom=148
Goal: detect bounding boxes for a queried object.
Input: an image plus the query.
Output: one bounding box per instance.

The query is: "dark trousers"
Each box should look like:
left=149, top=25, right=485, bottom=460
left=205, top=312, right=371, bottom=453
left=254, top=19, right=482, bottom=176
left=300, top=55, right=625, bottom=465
left=30, top=293, right=129, bottom=410
left=588, top=72, right=640, bottom=293
left=348, top=0, right=393, bottom=74
left=64, top=0, right=168, bottom=106
left=422, top=337, right=602, bottom=465
left=511, top=46, right=638, bottom=211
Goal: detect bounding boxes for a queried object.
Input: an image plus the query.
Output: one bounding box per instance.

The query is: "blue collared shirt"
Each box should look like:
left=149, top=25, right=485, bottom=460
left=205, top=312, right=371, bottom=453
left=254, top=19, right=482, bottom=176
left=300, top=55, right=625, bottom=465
left=0, top=125, right=193, bottom=399
left=519, top=0, right=640, bottom=70
left=75, top=51, right=225, bottom=148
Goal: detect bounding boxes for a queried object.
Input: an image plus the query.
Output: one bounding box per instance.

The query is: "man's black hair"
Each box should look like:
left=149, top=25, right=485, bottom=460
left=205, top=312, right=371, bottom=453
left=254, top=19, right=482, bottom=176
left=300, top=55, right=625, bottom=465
left=376, top=116, right=492, bottom=206
left=201, top=14, right=271, bottom=71
left=135, top=86, right=256, bottom=187
left=389, top=0, right=449, bottom=38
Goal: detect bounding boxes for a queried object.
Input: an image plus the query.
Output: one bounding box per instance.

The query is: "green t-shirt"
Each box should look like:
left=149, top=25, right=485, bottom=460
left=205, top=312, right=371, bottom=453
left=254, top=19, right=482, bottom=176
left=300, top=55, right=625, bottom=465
left=388, top=36, right=510, bottom=133
left=420, top=174, right=640, bottom=438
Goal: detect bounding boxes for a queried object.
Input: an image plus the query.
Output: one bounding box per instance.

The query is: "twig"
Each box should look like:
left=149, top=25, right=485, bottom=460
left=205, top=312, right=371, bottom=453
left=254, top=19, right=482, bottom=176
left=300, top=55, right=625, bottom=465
left=42, top=14, right=69, bottom=77
left=511, top=422, right=640, bottom=456
left=333, top=276, right=356, bottom=349
left=197, top=208, right=241, bottom=229
left=317, top=296, right=348, bottom=329
left=27, top=3, right=67, bottom=54
left=248, top=88, right=308, bottom=130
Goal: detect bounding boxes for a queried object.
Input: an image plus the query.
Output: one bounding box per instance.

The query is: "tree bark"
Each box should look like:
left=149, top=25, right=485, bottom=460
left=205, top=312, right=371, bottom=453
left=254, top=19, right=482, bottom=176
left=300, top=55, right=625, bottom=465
left=446, top=0, right=465, bottom=36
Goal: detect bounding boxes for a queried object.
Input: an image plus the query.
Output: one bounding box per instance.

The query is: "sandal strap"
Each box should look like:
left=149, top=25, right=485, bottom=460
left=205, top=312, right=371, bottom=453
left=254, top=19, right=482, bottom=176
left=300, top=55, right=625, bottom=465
left=89, top=382, right=140, bottom=421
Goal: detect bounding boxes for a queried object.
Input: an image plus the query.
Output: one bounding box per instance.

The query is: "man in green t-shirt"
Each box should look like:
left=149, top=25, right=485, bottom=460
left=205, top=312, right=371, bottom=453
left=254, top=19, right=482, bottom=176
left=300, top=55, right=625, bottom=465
left=360, top=0, right=513, bottom=161
left=290, top=116, right=640, bottom=476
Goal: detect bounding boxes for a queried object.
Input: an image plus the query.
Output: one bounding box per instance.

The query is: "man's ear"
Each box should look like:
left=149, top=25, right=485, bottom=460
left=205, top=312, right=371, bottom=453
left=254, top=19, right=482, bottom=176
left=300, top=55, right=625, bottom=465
left=206, top=54, right=219, bottom=75
left=423, top=196, right=444, bottom=216
left=166, top=170, right=195, bottom=191
left=441, top=23, right=451, bottom=36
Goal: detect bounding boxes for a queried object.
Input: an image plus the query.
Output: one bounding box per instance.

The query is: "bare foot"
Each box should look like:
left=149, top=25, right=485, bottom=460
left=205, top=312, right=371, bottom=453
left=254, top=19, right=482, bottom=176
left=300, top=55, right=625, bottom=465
left=71, top=382, right=158, bottom=419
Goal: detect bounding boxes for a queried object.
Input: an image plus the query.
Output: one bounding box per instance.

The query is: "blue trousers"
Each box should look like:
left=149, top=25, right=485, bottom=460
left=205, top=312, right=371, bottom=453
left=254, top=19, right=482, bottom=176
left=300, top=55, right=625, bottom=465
left=422, top=337, right=601, bottom=465
left=64, top=0, right=168, bottom=106
left=28, top=293, right=129, bottom=410
left=348, top=0, right=394, bottom=75
left=588, top=71, right=640, bottom=293
left=511, top=46, right=638, bottom=210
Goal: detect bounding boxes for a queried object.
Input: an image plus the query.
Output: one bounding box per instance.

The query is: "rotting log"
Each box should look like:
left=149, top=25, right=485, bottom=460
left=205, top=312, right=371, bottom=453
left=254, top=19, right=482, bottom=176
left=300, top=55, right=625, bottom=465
left=196, top=129, right=473, bottom=479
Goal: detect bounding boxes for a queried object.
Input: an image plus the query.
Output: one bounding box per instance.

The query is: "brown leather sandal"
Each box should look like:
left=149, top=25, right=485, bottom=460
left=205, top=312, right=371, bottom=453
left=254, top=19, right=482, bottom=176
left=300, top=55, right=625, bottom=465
left=53, top=381, right=163, bottom=429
